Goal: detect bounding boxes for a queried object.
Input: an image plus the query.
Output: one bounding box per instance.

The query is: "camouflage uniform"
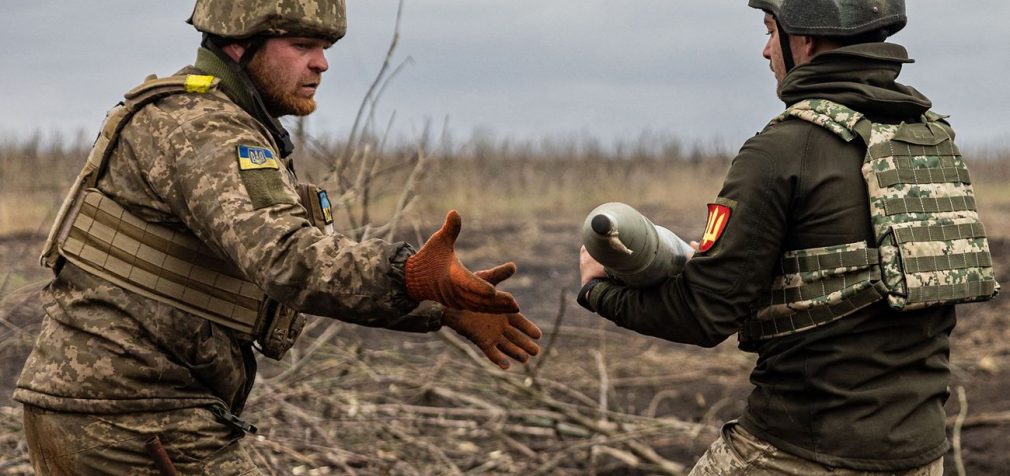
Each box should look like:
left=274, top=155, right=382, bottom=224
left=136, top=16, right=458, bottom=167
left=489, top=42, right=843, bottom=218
left=581, top=42, right=970, bottom=472
left=15, top=22, right=442, bottom=476
left=23, top=406, right=259, bottom=475
left=688, top=422, right=943, bottom=476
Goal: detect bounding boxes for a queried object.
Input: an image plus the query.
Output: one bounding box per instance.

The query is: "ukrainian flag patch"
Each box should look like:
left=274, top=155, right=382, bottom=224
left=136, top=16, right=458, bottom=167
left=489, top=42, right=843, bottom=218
left=318, top=190, right=334, bottom=225
left=237, top=145, right=279, bottom=170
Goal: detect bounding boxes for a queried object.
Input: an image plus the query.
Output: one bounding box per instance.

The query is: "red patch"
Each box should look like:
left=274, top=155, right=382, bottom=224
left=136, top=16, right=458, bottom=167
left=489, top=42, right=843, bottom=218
left=699, top=204, right=731, bottom=253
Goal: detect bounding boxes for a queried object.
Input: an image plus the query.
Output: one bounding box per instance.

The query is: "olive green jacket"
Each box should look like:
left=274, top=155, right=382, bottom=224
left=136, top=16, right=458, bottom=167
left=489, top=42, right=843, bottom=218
left=584, top=43, right=954, bottom=471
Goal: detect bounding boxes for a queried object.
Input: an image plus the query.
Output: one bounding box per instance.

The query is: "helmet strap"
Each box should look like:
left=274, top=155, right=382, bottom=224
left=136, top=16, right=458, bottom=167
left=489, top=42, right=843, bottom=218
left=238, top=36, right=266, bottom=69
left=202, top=35, right=295, bottom=158
left=776, top=18, right=796, bottom=73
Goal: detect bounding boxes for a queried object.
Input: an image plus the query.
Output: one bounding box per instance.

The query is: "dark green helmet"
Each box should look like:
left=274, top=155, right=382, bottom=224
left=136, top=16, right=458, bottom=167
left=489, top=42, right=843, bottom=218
left=188, top=0, right=347, bottom=43
left=748, top=0, right=906, bottom=37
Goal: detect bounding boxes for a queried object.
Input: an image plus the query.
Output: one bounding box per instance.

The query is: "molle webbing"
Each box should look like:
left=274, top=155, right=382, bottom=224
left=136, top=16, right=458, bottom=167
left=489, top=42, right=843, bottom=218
left=883, top=196, right=976, bottom=215
left=39, top=73, right=321, bottom=360
left=40, top=73, right=265, bottom=337
left=41, top=74, right=222, bottom=269
left=856, top=102, right=997, bottom=309
left=61, top=190, right=263, bottom=336
left=741, top=243, right=886, bottom=342
left=744, top=98, right=999, bottom=342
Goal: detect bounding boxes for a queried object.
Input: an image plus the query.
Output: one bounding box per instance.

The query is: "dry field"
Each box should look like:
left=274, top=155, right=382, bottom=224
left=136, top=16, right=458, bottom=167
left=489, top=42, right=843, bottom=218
left=1, top=136, right=1009, bottom=475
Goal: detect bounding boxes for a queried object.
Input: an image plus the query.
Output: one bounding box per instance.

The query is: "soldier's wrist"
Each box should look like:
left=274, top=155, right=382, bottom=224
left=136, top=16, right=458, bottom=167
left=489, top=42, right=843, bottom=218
left=577, top=278, right=608, bottom=312
left=390, top=243, right=424, bottom=311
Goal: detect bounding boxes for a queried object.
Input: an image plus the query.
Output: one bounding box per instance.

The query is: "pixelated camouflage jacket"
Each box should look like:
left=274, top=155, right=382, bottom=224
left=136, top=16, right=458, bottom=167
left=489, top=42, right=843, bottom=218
left=585, top=43, right=955, bottom=470
left=15, top=47, right=443, bottom=415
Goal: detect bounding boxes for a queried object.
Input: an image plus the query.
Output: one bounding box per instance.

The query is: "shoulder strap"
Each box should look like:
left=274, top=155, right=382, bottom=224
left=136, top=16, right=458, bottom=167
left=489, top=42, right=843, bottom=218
left=86, top=74, right=221, bottom=188
left=769, top=99, right=874, bottom=144
left=763, top=98, right=999, bottom=315
left=40, top=74, right=219, bottom=268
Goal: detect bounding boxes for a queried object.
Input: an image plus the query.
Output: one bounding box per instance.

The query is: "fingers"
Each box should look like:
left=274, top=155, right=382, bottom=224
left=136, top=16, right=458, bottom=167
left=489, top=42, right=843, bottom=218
left=437, top=210, right=462, bottom=244
left=480, top=344, right=511, bottom=370
left=579, top=246, right=608, bottom=286
left=488, top=290, right=521, bottom=313
left=456, top=289, right=520, bottom=314
left=451, top=256, right=498, bottom=297
left=496, top=339, right=531, bottom=364
left=474, top=262, right=517, bottom=286
left=508, top=313, right=543, bottom=340
left=504, top=326, right=541, bottom=356
left=447, top=266, right=521, bottom=313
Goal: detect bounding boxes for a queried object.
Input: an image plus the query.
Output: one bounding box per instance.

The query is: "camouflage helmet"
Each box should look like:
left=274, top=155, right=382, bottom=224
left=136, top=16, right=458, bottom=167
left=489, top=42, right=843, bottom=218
left=748, top=0, right=907, bottom=37
left=188, top=0, right=347, bottom=43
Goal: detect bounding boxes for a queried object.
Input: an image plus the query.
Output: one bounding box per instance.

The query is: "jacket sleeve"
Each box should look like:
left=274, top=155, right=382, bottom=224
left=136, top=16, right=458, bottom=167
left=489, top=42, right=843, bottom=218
left=123, top=103, right=441, bottom=331
left=586, top=134, right=794, bottom=347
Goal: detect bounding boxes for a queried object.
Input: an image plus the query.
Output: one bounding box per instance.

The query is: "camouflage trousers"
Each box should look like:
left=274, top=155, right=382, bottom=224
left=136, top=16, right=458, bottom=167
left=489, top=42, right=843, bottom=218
left=689, top=421, right=943, bottom=476
left=23, top=404, right=261, bottom=475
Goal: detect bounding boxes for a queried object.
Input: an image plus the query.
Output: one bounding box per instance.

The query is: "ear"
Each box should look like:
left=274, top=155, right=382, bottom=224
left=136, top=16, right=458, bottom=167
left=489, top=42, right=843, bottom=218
left=220, top=43, right=246, bottom=63
left=798, top=35, right=818, bottom=58
left=789, top=34, right=819, bottom=65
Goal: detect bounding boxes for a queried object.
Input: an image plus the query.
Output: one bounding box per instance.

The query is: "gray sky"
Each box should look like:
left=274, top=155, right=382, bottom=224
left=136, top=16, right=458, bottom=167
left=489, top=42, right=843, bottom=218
left=2, top=1, right=1008, bottom=149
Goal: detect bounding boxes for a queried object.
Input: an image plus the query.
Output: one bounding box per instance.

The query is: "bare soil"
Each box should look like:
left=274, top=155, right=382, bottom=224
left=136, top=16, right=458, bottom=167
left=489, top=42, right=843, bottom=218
left=1, top=222, right=1009, bottom=474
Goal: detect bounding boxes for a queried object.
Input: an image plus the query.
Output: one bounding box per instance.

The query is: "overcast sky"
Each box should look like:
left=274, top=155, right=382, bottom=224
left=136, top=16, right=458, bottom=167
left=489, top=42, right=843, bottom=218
left=2, top=1, right=1008, bottom=149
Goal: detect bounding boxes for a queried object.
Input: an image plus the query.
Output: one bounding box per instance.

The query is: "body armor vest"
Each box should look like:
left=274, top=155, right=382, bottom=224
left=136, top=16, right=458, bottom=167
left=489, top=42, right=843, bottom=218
left=40, top=74, right=331, bottom=360
left=741, top=99, right=999, bottom=342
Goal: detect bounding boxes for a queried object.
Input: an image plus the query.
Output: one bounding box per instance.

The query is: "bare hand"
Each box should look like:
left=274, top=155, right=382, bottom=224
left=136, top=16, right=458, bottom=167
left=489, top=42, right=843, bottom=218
left=579, top=245, right=607, bottom=287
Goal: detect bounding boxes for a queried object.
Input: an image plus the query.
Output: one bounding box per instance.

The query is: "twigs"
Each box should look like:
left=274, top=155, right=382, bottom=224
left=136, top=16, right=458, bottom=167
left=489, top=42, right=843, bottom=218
left=437, top=329, right=692, bottom=475
left=529, top=288, right=568, bottom=381
left=0, top=202, right=56, bottom=298
left=946, top=410, right=1010, bottom=429
left=384, top=423, right=462, bottom=476
left=263, top=320, right=344, bottom=385
left=384, top=145, right=430, bottom=242
left=342, top=0, right=405, bottom=163
left=953, top=386, right=968, bottom=476
left=304, top=0, right=433, bottom=244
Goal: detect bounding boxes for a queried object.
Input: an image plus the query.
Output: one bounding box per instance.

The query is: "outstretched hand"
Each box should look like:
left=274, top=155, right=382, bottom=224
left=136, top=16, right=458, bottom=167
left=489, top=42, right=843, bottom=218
left=579, top=245, right=607, bottom=287
left=443, top=308, right=543, bottom=369
left=405, top=211, right=520, bottom=313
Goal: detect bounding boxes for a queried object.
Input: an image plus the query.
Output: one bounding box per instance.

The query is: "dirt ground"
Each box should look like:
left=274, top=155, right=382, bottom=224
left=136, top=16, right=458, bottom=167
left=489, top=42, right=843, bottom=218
left=2, top=218, right=1009, bottom=474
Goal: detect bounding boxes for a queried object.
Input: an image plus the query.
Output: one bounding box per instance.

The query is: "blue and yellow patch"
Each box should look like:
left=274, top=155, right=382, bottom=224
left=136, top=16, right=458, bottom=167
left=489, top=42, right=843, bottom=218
left=237, top=145, right=279, bottom=171
left=318, top=190, right=334, bottom=225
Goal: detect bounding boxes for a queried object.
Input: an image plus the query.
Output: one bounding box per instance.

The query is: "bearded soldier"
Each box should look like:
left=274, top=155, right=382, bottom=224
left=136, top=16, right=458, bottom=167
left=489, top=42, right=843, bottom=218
left=580, top=1, right=997, bottom=474
left=15, top=1, right=542, bottom=473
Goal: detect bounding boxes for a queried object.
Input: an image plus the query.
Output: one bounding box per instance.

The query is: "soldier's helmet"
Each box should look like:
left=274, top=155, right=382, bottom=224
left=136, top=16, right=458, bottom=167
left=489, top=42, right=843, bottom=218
left=748, top=0, right=906, bottom=38
left=188, top=0, right=347, bottom=43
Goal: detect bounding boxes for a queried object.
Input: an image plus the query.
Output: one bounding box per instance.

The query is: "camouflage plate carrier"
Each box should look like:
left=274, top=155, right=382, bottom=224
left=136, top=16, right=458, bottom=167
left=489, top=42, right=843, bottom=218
left=741, top=99, right=999, bottom=342
left=39, top=74, right=334, bottom=359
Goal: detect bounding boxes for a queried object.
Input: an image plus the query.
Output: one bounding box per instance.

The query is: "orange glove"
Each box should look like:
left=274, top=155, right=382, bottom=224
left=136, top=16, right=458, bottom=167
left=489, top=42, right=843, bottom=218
left=442, top=261, right=541, bottom=369
left=406, top=210, right=520, bottom=313
left=443, top=308, right=543, bottom=369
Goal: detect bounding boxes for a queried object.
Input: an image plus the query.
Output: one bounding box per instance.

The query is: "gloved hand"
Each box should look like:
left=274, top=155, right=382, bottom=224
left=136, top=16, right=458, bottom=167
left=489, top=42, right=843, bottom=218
left=443, top=308, right=543, bottom=369
left=443, top=261, right=541, bottom=369
left=406, top=210, right=520, bottom=313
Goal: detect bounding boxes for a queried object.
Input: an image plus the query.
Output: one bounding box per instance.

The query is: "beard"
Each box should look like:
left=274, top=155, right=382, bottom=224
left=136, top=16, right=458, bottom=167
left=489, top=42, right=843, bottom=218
left=246, top=54, right=318, bottom=117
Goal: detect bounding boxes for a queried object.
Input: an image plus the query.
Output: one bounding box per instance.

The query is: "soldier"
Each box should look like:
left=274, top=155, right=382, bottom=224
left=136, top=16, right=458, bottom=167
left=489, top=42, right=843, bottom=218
left=579, top=1, right=997, bottom=474
left=15, top=0, right=541, bottom=473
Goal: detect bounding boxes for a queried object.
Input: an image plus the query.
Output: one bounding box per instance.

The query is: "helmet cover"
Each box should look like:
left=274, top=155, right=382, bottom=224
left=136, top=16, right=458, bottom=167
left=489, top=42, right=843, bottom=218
left=189, top=0, right=347, bottom=43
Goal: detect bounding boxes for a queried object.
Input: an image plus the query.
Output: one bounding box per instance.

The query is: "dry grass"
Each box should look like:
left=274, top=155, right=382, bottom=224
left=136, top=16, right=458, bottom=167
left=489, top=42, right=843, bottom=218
left=1, top=136, right=1009, bottom=474
left=4, top=136, right=1006, bottom=236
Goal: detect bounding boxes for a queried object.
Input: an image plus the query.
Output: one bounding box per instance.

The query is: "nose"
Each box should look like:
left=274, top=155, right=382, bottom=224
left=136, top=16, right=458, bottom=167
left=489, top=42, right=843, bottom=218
left=309, top=50, right=328, bottom=74
left=762, top=36, right=773, bottom=60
